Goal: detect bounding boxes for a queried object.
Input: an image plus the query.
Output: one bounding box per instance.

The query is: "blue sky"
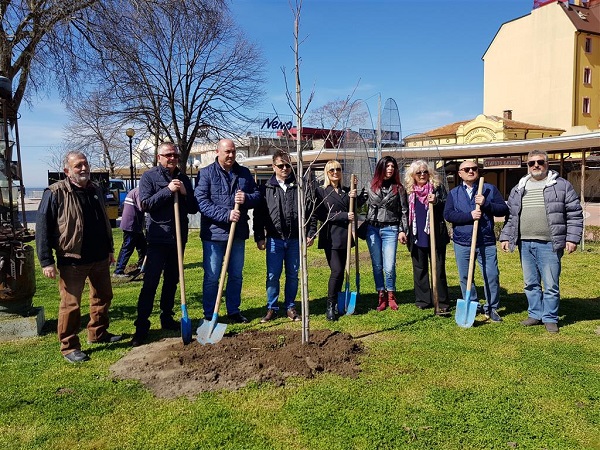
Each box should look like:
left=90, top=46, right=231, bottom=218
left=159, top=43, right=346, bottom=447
left=18, top=0, right=531, bottom=187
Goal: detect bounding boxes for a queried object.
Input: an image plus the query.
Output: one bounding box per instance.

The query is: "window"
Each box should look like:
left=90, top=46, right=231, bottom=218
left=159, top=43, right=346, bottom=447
left=583, top=67, right=592, bottom=84
left=585, top=37, right=592, bottom=53
left=583, top=97, right=591, bottom=114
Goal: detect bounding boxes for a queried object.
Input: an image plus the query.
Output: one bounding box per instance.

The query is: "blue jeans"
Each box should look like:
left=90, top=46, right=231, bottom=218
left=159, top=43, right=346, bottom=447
left=519, top=240, right=563, bottom=324
left=202, top=239, right=246, bottom=318
left=365, top=224, right=399, bottom=291
left=265, top=237, right=299, bottom=311
left=115, top=231, right=146, bottom=274
left=453, top=242, right=501, bottom=313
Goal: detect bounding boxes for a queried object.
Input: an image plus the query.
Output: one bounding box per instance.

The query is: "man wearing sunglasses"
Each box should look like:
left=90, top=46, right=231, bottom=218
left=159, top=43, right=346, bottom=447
left=131, top=142, right=198, bottom=347
left=253, top=150, right=313, bottom=323
left=500, top=150, right=582, bottom=333
left=444, top=160, right=509, bottom=323
left=195, top=138, right=260, bottom=324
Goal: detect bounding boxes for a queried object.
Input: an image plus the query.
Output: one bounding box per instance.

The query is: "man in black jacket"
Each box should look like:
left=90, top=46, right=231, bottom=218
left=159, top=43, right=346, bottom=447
left=254, top=150, right=311, bottom=322
left=131, top=143, right=198, bottom=346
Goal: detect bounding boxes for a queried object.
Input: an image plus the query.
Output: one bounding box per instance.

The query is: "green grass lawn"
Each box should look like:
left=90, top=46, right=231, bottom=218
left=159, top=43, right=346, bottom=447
left=1, top=232, right=599, bottom=450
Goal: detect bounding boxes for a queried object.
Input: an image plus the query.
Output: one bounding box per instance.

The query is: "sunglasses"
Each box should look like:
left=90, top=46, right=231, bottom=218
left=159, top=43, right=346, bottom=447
left=275, top=163, right=291, bottom=170
left=460, top=166, right=478, bottom=173
left=527, top=159, right=546, bottom=167
left=415, top=170, right=429, bottom=176
left=328, top=168, right=342, bottom=173
left=159, top=153, right=180, bottom=159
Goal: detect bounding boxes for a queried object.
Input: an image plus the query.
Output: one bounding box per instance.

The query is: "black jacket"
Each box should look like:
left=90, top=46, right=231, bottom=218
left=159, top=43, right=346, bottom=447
left=313, top=185, right=354, bottom=250
left=406, top=184, right=451, bottom=252
left=139, top=165, right=198, bottom=245
left=253, top=174, right=302, bottom=241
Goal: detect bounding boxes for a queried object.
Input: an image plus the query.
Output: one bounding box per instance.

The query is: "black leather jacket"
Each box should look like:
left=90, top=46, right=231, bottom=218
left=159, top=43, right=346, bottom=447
left=361, top=183, right=408, bottom=233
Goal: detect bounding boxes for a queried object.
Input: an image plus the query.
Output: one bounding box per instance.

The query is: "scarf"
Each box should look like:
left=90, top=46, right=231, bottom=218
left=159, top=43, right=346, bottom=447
left=409, top=182, right=433, bottom=236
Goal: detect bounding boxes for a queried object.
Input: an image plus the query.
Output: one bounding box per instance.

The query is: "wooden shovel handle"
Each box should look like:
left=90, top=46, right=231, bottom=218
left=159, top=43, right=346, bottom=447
left=344, top=175, right=356, bottom=280
left=214, top=203, right=240, bottom=315
left=173, top=192, right=186, bottom=305
left=428, top=190, right=438, bottom=313
left=466, top=177, right=485, bottom=293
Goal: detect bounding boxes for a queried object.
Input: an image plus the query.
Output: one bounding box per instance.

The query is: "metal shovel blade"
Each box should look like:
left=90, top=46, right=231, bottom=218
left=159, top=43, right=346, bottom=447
left=345, top=291, right=357, bottom=315
left=181, top=304, right=193, bottom=345
left=455, top=293, right=478, bottom=328
left=196, top=315, right=227, bottom=345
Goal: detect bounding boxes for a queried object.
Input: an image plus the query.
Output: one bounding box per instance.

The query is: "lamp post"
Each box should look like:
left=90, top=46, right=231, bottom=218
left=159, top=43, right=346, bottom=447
left=126, top=128, right=135, bottom=189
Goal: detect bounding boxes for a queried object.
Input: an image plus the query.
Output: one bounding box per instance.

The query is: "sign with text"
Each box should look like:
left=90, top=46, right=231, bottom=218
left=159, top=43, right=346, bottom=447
left=483, top=157, right=522, bottom=169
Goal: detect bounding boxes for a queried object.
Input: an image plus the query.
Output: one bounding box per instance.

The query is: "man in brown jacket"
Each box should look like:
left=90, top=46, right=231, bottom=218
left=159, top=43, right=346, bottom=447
left=36, top=151, right=122, bottom=363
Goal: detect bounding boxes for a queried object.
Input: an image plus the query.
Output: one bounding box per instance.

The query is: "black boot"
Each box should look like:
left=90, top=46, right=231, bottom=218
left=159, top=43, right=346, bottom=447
left=326, top=297, right=337, bottom=321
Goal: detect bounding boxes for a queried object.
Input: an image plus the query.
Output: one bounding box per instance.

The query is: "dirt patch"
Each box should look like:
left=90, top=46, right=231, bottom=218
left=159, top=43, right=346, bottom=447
left=110, top=329, right=364, bottom=398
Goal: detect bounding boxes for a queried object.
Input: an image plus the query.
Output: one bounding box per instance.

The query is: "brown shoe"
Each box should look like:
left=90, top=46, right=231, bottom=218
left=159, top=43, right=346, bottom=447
left=260, top=309, right=277, bottom=323
left=287, top=308, right=301, bottom=321
left=544, top=322, right=559, bottom=333
left=521, top=317, right=542, bottom=326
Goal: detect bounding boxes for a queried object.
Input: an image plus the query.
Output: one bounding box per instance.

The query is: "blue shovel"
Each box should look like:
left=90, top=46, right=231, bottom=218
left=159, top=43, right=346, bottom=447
left=338, top=174, right=357, bottom=315
left=173, top=192, right=192, bottom=344
left=455, top=177, right=485, bottom=328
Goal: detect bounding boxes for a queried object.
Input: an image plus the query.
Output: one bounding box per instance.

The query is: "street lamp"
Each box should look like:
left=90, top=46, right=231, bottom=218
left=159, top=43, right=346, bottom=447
left=126, top=128, right=135, bottom=189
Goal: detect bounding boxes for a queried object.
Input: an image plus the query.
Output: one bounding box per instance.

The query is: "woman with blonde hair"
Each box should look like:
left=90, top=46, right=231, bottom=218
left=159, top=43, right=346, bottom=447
left=311, top=160, right=356, bottom=321
left=404, top=159, right=450, bottom=315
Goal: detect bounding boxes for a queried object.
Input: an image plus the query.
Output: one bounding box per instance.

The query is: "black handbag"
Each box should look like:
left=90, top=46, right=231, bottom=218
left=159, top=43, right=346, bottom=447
left=357, top=220, right=368, bottom=240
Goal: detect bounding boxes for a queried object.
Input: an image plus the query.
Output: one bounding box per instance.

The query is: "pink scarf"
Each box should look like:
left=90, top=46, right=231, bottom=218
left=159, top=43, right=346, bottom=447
left=409, top=182, right=433, bottom=236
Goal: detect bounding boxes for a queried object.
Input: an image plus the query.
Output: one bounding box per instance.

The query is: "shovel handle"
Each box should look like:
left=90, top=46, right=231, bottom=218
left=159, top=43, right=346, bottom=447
left=465, top=177, right=485, bottom=293
left=428, top=189, right=439, bottom=314
left=344, top=175, right=356, bottom=283
left=174, top=192, right=186, bottom=305
left=213, top=203, right=240, bottom=315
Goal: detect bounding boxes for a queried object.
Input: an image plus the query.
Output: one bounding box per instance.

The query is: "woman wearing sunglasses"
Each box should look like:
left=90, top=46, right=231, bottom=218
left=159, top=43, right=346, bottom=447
left=360, top=156, right=408, bottom=312
left=404, top=160, right=450, bottom=315
left=312, top=160, right=356, bottom=321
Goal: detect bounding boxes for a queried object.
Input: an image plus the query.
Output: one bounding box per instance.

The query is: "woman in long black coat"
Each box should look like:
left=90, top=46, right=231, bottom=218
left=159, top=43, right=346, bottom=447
left=311, top=160, right=356, bottom=321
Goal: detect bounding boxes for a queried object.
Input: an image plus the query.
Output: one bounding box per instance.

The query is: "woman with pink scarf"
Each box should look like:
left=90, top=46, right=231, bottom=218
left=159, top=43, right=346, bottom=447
left=404, top=160, right=451, bottom=316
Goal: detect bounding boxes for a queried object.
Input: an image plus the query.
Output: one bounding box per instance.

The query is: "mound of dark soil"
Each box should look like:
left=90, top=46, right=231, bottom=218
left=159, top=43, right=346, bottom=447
left=110, top=329, right=364, bottom=398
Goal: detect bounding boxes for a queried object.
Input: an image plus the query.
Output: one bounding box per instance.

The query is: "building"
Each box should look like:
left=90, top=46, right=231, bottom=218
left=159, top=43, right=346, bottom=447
left=483, top=0, right=600, bottom=135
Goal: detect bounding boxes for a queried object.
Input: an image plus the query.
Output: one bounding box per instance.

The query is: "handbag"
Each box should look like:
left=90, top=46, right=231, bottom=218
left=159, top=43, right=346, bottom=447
left=357, top=220, right=368, bottom=240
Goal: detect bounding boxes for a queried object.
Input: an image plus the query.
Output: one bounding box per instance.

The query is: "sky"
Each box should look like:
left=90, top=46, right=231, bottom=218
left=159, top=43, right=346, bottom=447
left=16, top=0, right=532, bottom=187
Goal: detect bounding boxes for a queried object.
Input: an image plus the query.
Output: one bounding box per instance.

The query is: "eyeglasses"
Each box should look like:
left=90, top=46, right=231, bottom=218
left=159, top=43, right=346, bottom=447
left=159, top=153, right=180, bottom=159
left=275, top=163, right=291, bottom=170
left=415, top=170, right=429, bottom=176
left=527, top=159, right=546, bottom=167
left=460, top=166, right=478, bottom=173
left=328, top=168, right=342, bottom=174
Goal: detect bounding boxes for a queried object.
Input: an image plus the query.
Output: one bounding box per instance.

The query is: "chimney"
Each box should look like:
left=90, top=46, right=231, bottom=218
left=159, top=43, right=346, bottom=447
left=503, top=110, right=513, bottom=120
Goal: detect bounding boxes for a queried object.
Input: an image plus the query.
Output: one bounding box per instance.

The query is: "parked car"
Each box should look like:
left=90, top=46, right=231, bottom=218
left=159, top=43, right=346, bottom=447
left=109, top=179, right=128, bottom=216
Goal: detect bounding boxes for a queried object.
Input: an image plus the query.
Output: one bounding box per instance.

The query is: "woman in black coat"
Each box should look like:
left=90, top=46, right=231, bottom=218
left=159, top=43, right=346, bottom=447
left=312, top=160, right=356, bottom=321
left=404, top=159, right=451, bottom=315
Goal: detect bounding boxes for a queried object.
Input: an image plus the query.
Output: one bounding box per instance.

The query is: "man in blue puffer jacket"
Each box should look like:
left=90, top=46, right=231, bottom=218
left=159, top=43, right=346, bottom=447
left=500, top=150, right=582, bottom=333
left=195, top=138, right=260, bottom=323
left=444, top=160, right=509, bottom=322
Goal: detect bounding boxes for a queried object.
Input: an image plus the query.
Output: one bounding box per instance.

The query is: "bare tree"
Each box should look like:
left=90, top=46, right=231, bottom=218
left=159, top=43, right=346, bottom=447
left=77, top=0, right=265, bottom=169
left=0, top=0, right=99, bottom=118
left=64, top=92, right=129, bottom=176
left=306, top=98, right=370, bottom=130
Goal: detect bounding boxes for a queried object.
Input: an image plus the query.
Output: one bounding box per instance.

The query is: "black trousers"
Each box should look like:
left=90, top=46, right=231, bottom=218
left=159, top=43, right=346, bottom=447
left=324, top=248, right=347, bottom=302
left=410, top=245, right=449, bottom=309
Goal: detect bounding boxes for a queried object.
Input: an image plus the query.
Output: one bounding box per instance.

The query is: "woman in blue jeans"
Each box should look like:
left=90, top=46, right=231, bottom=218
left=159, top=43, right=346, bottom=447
left=360, top=156, right=408, bottom=311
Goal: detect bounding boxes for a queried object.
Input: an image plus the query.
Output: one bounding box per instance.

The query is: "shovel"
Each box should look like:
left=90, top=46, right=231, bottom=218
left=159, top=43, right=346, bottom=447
left=455, top=177, right=485, bottom=328
left=196, top=203, right=239, bottom=344
left=174, top=192, right=192, bottom=345
left=338, top=174, right=357, bottom=315
left=428, top=194, right=440, bottom=316
left=128, top=255, right=147, bottom=282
